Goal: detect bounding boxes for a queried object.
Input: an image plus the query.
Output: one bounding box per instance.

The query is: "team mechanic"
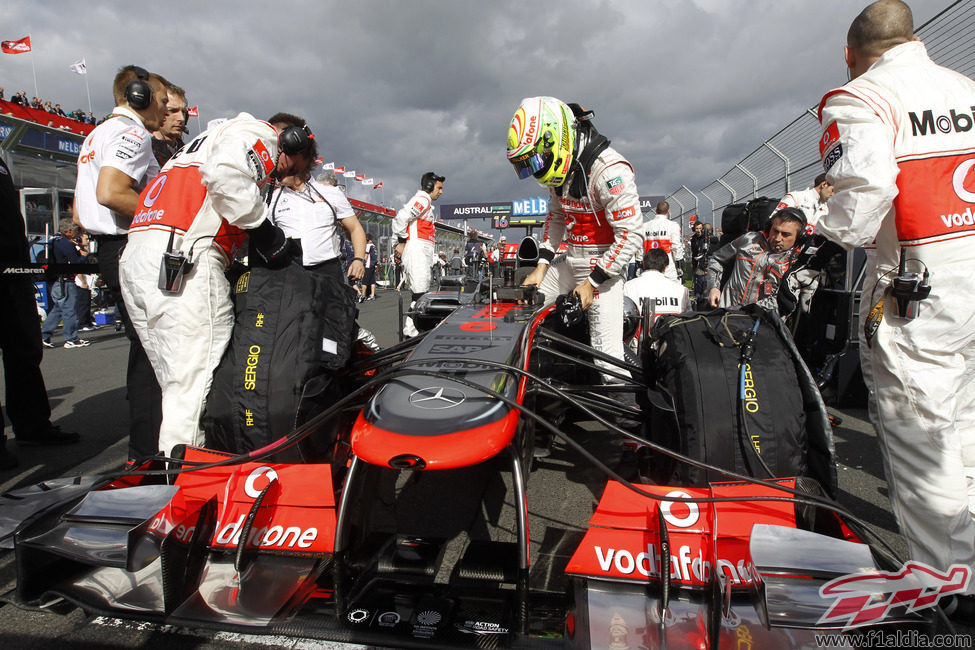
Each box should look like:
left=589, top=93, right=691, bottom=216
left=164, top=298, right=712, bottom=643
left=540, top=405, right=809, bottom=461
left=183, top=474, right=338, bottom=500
left=706, top=207, right=806, bottom=312
left=119, top=113, right=301, bottom=456
left=393, top=171, right=445, bottom=337
left=507, top=96, right=642, bottom=382
left=776, top=172, right=833, bottom=234
left=816, top=0, right=975, bottom=617
left=264, top=112, right=366, bottom=286
left=74, top=64, right=169, bottom=460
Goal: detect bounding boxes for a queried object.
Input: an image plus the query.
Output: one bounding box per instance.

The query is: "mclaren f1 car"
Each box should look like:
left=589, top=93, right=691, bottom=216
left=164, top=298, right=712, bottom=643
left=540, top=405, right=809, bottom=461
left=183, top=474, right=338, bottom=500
left=0, top=249, right=958, bottom=649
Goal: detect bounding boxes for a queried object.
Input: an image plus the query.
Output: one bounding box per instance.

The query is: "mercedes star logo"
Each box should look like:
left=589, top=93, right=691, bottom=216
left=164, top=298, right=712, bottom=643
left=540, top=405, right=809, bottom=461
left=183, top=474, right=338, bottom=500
left=409, top=386, right=466, bottom=409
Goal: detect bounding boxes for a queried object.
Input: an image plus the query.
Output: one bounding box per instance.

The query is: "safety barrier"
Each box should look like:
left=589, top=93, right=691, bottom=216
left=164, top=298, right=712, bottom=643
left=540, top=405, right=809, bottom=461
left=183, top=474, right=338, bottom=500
left=665, top=0, right=975, bottom=227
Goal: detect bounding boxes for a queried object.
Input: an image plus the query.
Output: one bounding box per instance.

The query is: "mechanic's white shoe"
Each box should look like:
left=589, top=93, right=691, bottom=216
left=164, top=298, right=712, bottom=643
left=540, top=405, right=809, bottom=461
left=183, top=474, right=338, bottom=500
left=403, top=316, right=419, bottom=338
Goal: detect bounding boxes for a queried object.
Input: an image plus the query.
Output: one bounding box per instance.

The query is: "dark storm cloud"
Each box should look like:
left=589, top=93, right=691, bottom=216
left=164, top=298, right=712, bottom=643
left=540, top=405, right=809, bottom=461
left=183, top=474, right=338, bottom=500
left=1, top=0, right=949, bottom=207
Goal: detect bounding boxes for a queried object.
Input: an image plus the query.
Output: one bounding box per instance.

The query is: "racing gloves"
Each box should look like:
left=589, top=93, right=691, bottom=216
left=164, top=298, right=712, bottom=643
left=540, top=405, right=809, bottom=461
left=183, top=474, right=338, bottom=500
left=249, top=219, right=296, bottom=269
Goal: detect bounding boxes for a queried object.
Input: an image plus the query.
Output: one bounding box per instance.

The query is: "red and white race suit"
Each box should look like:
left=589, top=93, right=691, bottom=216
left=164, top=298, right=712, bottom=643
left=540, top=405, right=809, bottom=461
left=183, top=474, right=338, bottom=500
left=392, top=189, right=436, bottom=293
left=642, top=213, right=684, bottom=282
left=536, top=146, right=643, bottom=380
left=120, top=113, right=279, bottom=455
left=777, top=187, right=828, bottom=234
left=392, top=189, right=437, bottom=336
left=817, top=41, right=975, bottom=590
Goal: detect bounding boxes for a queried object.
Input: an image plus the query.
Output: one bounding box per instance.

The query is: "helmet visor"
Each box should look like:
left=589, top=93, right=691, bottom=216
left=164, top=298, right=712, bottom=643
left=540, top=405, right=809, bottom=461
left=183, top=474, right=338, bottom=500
left=509, top=151, right=548, bottom=179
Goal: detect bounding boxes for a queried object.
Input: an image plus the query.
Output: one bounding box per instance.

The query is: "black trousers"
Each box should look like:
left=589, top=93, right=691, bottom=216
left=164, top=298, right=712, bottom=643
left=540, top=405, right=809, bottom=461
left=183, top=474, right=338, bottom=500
left=75, top=283, right=93, bottom=327
left=0, top=277, right=51, bottom=440
left=95, top=236, right=163, bottom=460
left=304, top=257, right=344, bottom=283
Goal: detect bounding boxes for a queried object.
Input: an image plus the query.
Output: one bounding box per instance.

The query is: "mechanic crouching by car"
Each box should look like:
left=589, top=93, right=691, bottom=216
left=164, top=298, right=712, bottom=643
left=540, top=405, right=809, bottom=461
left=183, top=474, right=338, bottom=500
left=624, top=249, right=690, bottom=322
left=119, top=112, right=301, bottom=457
left=507, top=97, right=642, bottom=383
left=706, top=207, right=807, bottom=314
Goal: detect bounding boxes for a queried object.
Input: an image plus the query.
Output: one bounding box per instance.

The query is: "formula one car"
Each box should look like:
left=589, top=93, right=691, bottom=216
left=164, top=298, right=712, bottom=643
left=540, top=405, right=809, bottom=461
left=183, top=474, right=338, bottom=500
left=0, top=281, right=954, bottom=648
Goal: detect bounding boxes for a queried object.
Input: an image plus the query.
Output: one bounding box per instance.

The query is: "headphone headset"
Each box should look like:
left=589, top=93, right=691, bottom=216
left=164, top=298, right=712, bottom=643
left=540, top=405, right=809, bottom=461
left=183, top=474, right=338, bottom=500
left=421, top=172, right=445, bottom=193
left=124, top=65, right=152, bottom=111
left=278, top=124, right=314, bottom=156
left=765, top=206, right=808, bottom=249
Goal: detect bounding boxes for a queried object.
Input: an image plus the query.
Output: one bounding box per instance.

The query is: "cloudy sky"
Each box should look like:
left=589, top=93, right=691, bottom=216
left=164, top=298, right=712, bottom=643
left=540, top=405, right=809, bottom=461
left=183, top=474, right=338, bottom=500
left=1, top=0, right=952, bottom=210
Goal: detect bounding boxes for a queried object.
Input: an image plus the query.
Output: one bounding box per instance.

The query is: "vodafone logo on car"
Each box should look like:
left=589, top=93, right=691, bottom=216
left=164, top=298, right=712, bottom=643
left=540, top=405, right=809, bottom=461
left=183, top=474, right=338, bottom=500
left=592, top=542, right=757, bottom=585
left=207, top=463, right=335, bottom=553
left=585, top=489, right=754, bottom=585
left=244, top=465, right=279, bottom=498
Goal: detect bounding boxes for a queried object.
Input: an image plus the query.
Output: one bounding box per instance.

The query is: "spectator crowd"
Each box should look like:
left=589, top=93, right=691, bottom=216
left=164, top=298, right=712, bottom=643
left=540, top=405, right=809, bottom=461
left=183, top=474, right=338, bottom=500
left=1, top=87, right=97, bottom=124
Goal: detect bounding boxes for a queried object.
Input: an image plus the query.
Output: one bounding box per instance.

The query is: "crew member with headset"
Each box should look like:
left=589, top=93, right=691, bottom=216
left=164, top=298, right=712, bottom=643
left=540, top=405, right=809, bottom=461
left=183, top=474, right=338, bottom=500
left=393, top=171, right=445, bottom=337
left=74, top=64, right=170, bottom=460
left=263, top=112, right=366, bottom=286
left=119, top=112, right=302, bottom=457
left=706, top=207, right=807, bottom=312
left=508, top=96, right=643, bottom=382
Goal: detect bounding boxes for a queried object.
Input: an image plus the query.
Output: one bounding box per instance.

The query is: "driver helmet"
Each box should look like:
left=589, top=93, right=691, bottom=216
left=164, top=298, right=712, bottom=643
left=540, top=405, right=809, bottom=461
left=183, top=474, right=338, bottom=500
left=506, top=96, right=575, bottom=187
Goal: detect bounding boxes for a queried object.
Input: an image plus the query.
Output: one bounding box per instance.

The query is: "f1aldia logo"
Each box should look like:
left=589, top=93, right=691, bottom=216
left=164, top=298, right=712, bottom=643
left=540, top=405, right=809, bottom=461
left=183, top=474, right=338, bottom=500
left=818, top=561, right=970, bottom=629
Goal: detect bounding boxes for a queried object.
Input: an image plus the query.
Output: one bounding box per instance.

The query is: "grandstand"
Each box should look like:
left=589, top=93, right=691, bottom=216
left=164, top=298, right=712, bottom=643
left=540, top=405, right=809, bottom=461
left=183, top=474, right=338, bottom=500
left=0, top=98, right=87, bottom=238
left=0, top=99, right=94, bottom=136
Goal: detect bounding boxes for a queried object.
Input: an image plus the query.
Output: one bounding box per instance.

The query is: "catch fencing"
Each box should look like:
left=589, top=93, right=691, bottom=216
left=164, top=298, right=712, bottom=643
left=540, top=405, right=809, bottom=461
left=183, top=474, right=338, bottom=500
left=665, top=0, right=975, bottom=228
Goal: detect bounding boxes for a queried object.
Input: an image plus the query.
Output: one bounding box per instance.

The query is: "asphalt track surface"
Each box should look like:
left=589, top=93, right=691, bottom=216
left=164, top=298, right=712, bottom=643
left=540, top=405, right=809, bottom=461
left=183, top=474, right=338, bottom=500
left=0, top=284, right=970, bottom=648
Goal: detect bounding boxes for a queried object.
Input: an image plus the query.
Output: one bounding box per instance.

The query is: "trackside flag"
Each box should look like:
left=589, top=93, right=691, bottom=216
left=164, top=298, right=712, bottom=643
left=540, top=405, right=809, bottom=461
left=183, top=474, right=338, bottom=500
left=186, top=106, right=198, bottom=117
left=323, top=162, right=334, bottom=170
left=373, top=181, right=383, bottom=189
left=1, top=36, right=31, bottom=54
left=362, top=178, right=374, bottom=185
left=355, top=174, right=364, bottom=181
left=69, top=58, right=86, bottom=74
left=334, top=166, right=345, bottom=173
left=343, top=170, right=356, bottom=178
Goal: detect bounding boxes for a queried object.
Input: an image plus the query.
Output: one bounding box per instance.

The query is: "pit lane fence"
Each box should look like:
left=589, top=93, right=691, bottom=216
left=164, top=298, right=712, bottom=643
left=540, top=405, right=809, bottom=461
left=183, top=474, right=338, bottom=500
left=664, top=0, right=975, bottom=231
